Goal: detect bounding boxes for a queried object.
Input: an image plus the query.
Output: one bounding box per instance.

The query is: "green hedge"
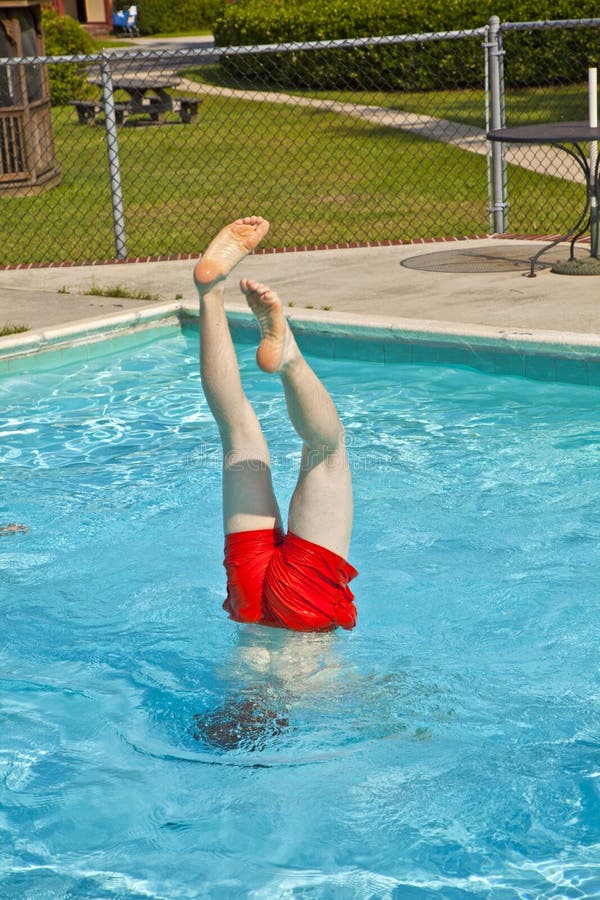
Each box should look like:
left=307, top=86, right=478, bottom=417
left=135, top=0, right=225, bottom=35
left=213, top=0, right=600, bottom=90
left=41, top=8, right=97, bottom=105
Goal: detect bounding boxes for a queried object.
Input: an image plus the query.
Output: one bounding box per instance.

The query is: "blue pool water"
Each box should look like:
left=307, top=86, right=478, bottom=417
left=1, top=327, right=600, bottom=899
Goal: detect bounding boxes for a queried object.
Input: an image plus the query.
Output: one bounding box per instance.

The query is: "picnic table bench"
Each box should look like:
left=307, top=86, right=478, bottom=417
left=71, top=100, right=132, bottom=125
left=71, top=75, right=201, bottom=125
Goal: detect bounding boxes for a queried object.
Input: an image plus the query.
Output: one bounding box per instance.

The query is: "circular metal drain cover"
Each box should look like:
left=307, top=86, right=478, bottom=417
left=400, top=244, right=566, bottom=273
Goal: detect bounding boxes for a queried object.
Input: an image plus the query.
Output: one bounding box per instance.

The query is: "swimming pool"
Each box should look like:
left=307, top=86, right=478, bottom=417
left=2, top=325, right=600, bottom=898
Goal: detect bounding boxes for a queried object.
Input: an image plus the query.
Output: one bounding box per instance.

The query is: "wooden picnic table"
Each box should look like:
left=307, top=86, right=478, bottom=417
left=72, top=74, right=200, bottom=125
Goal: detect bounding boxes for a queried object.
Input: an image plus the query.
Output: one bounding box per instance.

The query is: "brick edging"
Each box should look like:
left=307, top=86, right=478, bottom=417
left=0, top=234, right=490, bottom=271
left=2, top=232, right=585, bottom=270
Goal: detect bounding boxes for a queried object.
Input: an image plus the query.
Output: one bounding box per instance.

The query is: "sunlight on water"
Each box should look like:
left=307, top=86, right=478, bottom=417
left=1, top=327, right=599, bottom=898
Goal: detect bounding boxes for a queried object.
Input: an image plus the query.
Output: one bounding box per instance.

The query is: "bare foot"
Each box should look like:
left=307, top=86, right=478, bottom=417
left=194, top=216, right=270, bottom=292
left=240, top=278, right=297, bottom=373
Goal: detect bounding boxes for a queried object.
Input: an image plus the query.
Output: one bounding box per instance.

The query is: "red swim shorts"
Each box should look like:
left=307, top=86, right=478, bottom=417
left=223, top=529, right=358, bottom=632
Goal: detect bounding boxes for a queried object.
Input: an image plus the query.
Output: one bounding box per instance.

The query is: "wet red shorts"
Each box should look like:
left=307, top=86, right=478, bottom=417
left=223, top=529, right=358, bottom=632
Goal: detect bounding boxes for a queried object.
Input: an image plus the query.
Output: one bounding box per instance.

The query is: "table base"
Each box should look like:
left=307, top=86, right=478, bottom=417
left=550, top=255, right=600, bottom=275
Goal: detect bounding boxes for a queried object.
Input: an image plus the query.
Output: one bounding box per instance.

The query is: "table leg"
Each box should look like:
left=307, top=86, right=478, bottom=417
left=590, top=153, right=600, bottom=257
left=527, top=143, right=590, bottom=277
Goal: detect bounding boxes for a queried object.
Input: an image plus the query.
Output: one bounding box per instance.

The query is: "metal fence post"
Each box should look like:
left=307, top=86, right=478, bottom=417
left=100, top=51, right=127, bottom=259
left=487, top=15, right=508, bottom=233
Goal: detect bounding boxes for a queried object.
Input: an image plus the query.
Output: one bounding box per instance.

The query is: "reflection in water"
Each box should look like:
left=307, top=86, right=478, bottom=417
left=191, top=627, right=343, bottom=752
left=192, top=695, right=289, bottom=752
left=187, top=627, right=441, bottom=754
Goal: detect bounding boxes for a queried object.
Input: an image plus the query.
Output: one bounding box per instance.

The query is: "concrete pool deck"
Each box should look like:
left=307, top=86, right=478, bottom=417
left=1, top=237, right=599, bottom=348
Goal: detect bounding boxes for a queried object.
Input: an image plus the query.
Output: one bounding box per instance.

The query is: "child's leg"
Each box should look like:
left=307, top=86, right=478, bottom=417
left=195, top=219, right=282, bottom=534
left=240, top=278, right=352, bottom=559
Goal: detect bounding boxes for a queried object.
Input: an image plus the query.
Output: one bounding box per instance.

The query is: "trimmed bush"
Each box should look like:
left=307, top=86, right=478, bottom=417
left=41, top=8, right=97, bottom=105
left=136, top=0, right=225, bottom=35
left=213, top=0, right=600, bottom=90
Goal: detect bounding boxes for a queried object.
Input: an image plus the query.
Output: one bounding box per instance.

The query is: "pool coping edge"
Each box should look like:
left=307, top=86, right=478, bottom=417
left=0, top=303, right=183, bottom=358
left=219, top=305, right=600, bottom=358
left=1, top=302, right=600, bottom=383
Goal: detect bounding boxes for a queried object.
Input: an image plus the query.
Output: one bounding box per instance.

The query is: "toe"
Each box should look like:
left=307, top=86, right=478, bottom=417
left=239, top=277, right=255, bottom=295
left=242, top=278, right=264, bottom=295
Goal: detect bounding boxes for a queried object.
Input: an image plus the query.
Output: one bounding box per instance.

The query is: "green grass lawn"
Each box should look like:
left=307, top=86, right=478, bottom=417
left=186, top=66, right=592, bottom=128
left=291, top=83, right=591, bottom=129
left=0, top=84, right=586, bottom=266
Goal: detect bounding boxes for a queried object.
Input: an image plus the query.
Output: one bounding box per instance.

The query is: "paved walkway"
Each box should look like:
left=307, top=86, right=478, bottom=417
left=1, top=238, right=599, bottom=344
left=120, top=34, right=215, bottom=51
left=109, top=34, right=584, bottom=182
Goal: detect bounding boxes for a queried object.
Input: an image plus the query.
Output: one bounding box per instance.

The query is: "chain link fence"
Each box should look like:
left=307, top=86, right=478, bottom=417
left=1, top=18, right=599, bottom=266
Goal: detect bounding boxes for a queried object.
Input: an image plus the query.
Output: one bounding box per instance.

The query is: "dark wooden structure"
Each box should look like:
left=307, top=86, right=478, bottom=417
left=74, top=74, right=202, bottom=125
left=51, top=0, right=111, bottom=33
left=0, top=0, right=61, bottom=195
